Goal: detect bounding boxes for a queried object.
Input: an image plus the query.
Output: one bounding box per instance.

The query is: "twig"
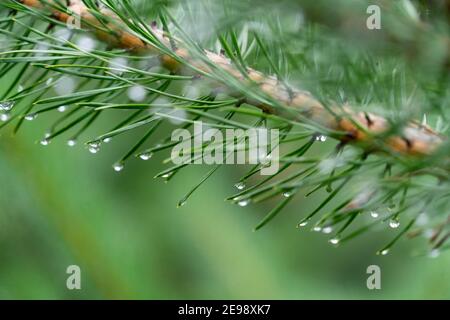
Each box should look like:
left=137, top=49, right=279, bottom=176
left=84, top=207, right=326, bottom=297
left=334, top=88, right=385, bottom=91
left=19, top=0, right=445, bottom=156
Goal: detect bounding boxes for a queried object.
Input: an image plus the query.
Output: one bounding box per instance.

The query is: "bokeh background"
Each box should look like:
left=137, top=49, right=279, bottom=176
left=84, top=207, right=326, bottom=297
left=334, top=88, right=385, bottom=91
left=0, top=0, right=449, bottom=300
left=0, top=121, right=449, bottom=299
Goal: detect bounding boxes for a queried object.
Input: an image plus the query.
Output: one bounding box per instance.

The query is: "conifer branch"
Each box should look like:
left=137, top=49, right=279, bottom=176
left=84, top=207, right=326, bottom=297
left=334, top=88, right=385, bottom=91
left=19, top=0, right=446, bottom=157
left=2, top=0, right=448, bottom=255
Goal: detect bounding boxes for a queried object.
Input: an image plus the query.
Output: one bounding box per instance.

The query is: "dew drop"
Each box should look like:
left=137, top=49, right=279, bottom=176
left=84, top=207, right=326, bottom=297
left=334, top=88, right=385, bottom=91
left=58, top=105, right=68, bottom=112
left=54, top=28, right=72, bottom=41
left=329, top=237, right=340, bottom=245
left=429, top=249, right=440, bottom=258
left=238, top=199, right=249, bottom=207
left=234, top=182, right=246, bottom=190
left=113, top=162, right=124, bottom=172
left=102, top=137, right=112, bottom=143
left=322, top=226, right=333, bottom=234
left=67, top=139, right=77, bottom=147
left=313, top=226, right=322, bottom=232
left=389, top=219, right=400, bottom=229
left=127, top=85, right=147, bottom=102
left=0, top=101, right=14, bottom=111
left=0, top=113, right=10, bottom=122
left=379, top=249, right=389, bottom=256
left=25, top=113, right=38, bottom=121
left=139, top=152, right=153, bottom=161
left=178, top=200, right=187, bottom=207
left=316, top=134, right=327, bottom=142
left=88, top=141, right=101, bottom=154
left=46, top=78, right=54, bottom=86
left=40, top=138, right=50, bottom=146
left=416, top=212, right=429, bottom=226
left=298, top=220, right=309, bottom=227
left=108, top=57, right=128, bottom=75
left=282, top=189, right=295, bottom=198
left=370, top=211, right=379, bottom=218
left=76, top=36, right=97, bottom=52
left=161, top=173, right=172, bottom=179
left=89, top=146, right=99, bottom=154
left=183, top=85, right=200, bottom=100
left=423, top=229, right=434, bottom=239
left=168, top=109, right=188, bottom=125
left=54, top=76, right=76, bottom=96
left=17, top=85, right=24, bottom=93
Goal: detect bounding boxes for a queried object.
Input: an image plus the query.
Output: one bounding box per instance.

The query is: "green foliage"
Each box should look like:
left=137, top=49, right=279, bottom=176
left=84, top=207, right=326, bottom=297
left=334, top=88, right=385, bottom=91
left=0, top=0, right=449, bottom=256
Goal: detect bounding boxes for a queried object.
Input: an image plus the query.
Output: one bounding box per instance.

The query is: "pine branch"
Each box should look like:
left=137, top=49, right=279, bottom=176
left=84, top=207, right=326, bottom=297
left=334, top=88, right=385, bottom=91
left=1, top=0, right=449, bottom=255
left=18, top=0, right=446, bottom=157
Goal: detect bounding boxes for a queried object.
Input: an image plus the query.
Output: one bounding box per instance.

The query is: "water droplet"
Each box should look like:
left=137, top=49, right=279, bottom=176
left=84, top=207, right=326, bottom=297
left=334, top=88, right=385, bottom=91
left=238, top=199, right=249, bottom=207
left=76, top=36, right=97, bottom=52
left=183, top=85, right=200, bottom=100
left=370, top=211, right=379, bottom=218
left=25, top=113, right=38, bottom=121
left=139, top=152, right=153, bottom=161
left=282, top=189, right=295, bottom=198
left=416, top=212, right=429, bottom=226
left=0, top=113, right=10, bottom=122
left=423, top=229, right=434, bottom=239
left=113, top=162, right=124, bottom=172
left=178, top=200, right=187, bottom=207
left=88, top=141, right=101, bottom=154
left=313, top=226, right=322, bottom=232
left=67, top=139, right=77, bottom=147
left=322, top=226, right=333, bottom=234
left=54, top=28, right=72, bottom=41
left=58, top=105, right=67, bottom=112
left=429, top=249, right=440, bottom=258
left=127, top=85, right=147, bottom=102
left=54, top=76, right=77, bottom=96
left=17, top=85, right=24, bottom=92
left=298, top=220, right=309, bottom=227
left=389, top=219, right=400, bottom=229
left=46, top=78, right=54, bottom=85
left=0, top=101, right=14, bottom=111
left=329, top=237, right=340, bottom=245
left=102, top=137, right=112, bottom=143
left=379, top=249, right=389, bottom=256
left=108, top=57, right=128, bottom=75
left=40, top=138, right=50, bottom=146
left=234, top=182, right=246, bottom=190
left=316, top=134, right=327, bottom=142
left=161, top=173, right=172, bottom=179
left=168, top=109, right=188, bottom=125
left=89, top=146, right=99, bottom=154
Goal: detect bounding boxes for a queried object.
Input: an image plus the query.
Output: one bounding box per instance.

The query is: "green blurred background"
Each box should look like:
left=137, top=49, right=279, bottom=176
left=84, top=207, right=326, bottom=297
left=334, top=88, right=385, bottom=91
left=0, top=120, right=449, bottom=300
left=0, top=0, right=449, bottom=300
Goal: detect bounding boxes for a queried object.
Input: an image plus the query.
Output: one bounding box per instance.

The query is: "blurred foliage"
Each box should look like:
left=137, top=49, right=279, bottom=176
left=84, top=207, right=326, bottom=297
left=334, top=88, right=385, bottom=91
left=0, top=0, right=449, bottom=299
left=0, top=118, right=449, bottom=299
